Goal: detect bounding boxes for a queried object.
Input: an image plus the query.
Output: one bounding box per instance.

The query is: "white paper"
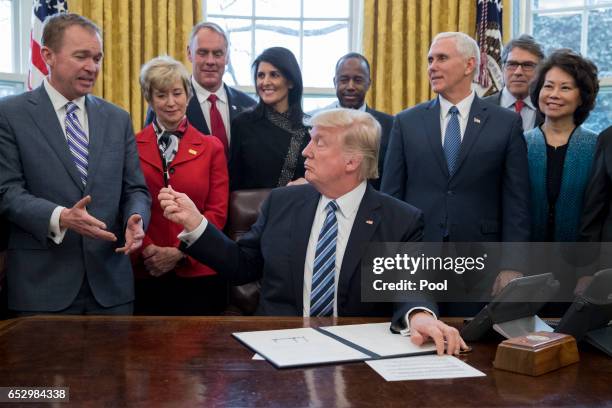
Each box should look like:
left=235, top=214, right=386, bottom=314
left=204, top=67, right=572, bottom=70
left=320, top=322, right=436, bottom=357
left=366, top=355, right=486, bottom=381
left=252, top=353, right=265, bottom=360
left=234, top=327, right=370, bottom=368
left=493, top=315, right=554, bottom=339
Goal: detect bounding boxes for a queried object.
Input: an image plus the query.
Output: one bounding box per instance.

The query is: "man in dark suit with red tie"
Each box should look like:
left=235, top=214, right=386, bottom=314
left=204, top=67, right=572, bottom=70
left=482, top=34, right=545, bottom=131
left=145, top=22, right=255, bottom=152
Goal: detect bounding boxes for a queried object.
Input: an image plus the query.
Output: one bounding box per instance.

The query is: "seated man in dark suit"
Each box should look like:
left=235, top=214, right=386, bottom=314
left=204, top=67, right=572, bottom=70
left=160, top=108, right=468, bottom=355
left=482, top=34, right=544, bottom=131
left=145, top=22, right=256, bottom=154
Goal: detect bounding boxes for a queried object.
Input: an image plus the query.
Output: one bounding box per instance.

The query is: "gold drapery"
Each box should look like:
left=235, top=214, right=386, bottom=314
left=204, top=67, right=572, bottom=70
left=70, top=0, right=202, bottom=131
left=363, top=0, right=512, bottom=115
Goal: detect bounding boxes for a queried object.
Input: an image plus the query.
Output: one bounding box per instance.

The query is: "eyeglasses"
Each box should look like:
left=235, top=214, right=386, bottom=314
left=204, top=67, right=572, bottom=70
left=504, top=61, right=538, bottom=72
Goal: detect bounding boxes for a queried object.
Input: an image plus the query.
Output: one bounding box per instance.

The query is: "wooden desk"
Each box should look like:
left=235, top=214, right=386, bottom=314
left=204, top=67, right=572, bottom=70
left=0, top=316, right=610, bottom=407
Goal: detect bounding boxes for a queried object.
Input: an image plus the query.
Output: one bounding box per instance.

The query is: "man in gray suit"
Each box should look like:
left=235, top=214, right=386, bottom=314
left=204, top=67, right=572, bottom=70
left=0, top=13, right=151, bottom=315
left=482, top=34, right=545, bottom=131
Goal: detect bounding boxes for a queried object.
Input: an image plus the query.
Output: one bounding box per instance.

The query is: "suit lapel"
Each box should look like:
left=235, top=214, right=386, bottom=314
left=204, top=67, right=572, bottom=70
left=424, top=98, right=449, bottom=178
left=84, top=95, right=108, bottom=192
left=136, top=126, right=163, bottom=172
left=337, top=185, right=381, bottom=307
left=187, top=84, right=210, bottom=135
left=26, top=86, right=84, bottom=190
left=225, top=84, right=241, bottom=122
left=453, top=97, right=489, bottom=176
left=171, top=126, right=205, bottom=167
left=290, top=187, right=320, bottom=314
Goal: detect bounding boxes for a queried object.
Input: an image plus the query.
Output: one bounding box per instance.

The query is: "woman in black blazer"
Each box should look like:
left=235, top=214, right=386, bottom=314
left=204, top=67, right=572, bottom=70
left=229, top=47, right=310, bottom=191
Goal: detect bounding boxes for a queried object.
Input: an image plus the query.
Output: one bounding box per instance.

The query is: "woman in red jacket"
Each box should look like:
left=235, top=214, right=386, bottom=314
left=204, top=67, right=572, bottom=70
left=134, top=56, right=228, bottom=315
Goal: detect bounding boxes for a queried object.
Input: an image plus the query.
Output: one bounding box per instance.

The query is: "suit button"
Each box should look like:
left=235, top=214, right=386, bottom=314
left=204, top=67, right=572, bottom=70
left=169, top=167, right=175, bottom=175
left=447, top=190, right=454, bottom=195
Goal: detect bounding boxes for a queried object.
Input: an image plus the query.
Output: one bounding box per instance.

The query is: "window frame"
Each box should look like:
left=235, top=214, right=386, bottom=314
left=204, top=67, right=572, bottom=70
left=203, top=0, right=363, bottom=104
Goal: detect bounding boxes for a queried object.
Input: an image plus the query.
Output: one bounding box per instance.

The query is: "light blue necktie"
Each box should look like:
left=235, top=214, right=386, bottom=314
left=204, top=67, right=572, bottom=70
left=443, top=106, right=461, bottom=175
left=65, top=102, right=88, bottom=185
left=310, top=200, right=338, bottom=317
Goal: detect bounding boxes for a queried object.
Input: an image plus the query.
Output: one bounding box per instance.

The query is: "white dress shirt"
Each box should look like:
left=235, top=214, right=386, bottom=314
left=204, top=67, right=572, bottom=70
left=302, top=181, right=367, bottom=317
left=191, top=77, right=232, bottom=143
left=44, top=78, right=89, bottom=244
left=439, top=91, right=475, bottom=145
left=500, top=86, right=537, bottom=130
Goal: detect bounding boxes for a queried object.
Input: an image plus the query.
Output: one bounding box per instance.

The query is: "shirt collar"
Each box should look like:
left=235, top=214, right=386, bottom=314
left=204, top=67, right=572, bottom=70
left=334, top=100, right=367, bottom=112
left=320, top=180, right=367, bottom=219
left=500, top=87, right=535, bottom=110
left=192, top=77, right=227, bottom=105
left=439, top=91, right=475, bottom=119
left=43, top=78, right=86, bottom=113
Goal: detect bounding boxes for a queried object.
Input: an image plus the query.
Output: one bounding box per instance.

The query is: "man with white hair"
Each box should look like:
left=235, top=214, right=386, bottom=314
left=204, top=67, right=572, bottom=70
left=381, top=32, right=531, bottom=300
left=160, top=108, right=468, bottom=355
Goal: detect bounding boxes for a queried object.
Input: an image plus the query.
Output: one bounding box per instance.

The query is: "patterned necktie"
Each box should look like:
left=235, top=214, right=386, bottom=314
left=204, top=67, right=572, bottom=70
left=65, top=102, right=88, bottom=185
left=514, top=99, right=525, bottom=113
left=443, top=106, right=461, bottom=175
left=310, top=201, right=339, bottom=317
left=207, top=94, right=229, bottom=153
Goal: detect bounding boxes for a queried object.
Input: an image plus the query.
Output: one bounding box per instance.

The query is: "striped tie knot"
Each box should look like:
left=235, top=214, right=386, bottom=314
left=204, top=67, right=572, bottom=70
left=65, top=101, right=78, bottom=115
left=326, top=200, right=338, bottom=213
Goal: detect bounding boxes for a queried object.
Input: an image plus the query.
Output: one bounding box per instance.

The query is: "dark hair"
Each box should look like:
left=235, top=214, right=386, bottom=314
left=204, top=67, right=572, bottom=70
left=501, top=34, right=545, bottom=64
left=252, top=47, right=304, bottom=127
left=530, top=48, right=599, bottom=126
left=42, top=13, right=101, bottom=51
left=335, top=52, right=371, bottom=78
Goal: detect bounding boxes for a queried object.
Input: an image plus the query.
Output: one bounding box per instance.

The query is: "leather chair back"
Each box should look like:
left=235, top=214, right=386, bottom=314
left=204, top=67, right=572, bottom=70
left=224, top=189, right=272, bottom=315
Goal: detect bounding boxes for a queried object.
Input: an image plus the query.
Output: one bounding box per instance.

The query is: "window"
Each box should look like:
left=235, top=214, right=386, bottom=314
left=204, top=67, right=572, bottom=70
left=0, top=0, right=29, bottom=96
left=204, top=0, right=361, bottom=112
left=518, top=0, right=612, bottom=133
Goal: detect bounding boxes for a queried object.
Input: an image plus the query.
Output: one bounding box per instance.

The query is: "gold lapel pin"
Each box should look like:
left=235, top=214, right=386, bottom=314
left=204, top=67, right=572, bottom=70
left=188, top=149, right=197, bottom=155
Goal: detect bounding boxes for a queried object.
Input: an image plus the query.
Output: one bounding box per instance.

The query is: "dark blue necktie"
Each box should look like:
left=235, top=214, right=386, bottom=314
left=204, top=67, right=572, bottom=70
left=310, top=201, right=338, bottom=317
left=443, top=106, right=461, bottom=175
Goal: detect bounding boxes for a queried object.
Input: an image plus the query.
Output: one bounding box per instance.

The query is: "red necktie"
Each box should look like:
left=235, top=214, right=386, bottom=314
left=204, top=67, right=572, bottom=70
left=207, top=94, right=229, bottom=153
left=514, top=99, right=525, bottom=113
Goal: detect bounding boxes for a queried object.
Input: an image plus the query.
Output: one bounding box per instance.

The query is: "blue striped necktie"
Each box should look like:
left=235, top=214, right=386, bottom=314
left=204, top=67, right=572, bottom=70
left=65, top=102, right=89, bottom=185
left=443, top=106, right=461, bottom=175
left=310, top=200, right=338, bottom=317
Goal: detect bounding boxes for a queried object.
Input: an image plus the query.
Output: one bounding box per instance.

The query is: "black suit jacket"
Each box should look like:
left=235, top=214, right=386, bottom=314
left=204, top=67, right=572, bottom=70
left=482, top=90, right=544, bottom=129
left=366, top=106, right=394, bottom=190
left=580, top=126, right=612, bottom=242
left=381, top=96, right=531, bottom=244
left=183, top=184, right=434, bottom=322
left=145, top=83, right=256, bottom=136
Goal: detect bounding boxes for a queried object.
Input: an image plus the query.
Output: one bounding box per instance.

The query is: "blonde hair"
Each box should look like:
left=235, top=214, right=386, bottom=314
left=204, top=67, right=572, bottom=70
left=139, top=56, right=192, bottom=103
left=311, top=108, right=381, bottom=180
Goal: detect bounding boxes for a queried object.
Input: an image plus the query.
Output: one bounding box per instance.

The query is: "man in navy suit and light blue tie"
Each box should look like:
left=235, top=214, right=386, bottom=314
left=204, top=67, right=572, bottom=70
left=159, top=108, right=469, bottom=355
left=0, top=13, right=151, bottom=315
left=381, top=32, right=531, bottom=298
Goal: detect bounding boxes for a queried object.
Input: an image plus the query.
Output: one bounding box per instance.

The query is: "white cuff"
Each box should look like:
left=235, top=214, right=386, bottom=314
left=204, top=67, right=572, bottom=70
left=48, top=206, right=67, bottom=244
left=400, top=307, right=438, bottom=336
left=177, top=216, right=208, bottom=247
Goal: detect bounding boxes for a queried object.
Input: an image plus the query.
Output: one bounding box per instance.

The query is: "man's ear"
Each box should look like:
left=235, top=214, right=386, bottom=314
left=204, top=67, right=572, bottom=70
left=40, top=46, right=54, bottom=67
left=345, top=153, right=363, bottom=173
left=186, top=45, right=193, bottom=63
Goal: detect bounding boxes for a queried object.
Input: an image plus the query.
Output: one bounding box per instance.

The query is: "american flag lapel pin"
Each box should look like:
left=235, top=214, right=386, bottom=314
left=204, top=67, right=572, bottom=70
left=366, top=220, right=374, bottom=225
left=474, top=117, right=481, bottom=124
